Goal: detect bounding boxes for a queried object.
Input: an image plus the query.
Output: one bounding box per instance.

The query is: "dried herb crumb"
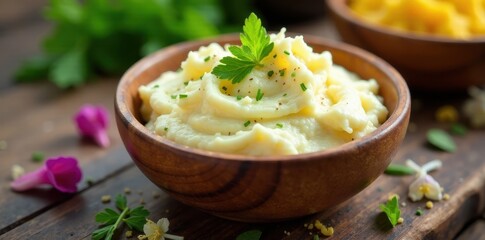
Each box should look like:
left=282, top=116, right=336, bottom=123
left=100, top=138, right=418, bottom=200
left=179, top=94, right=188, bottom=99
left=204, top=56, right=211, bottom=62
left=276, top=123, right=283, bottom=128
left=244, top=120, right=251, bottom=127
left=284, top=50, right=290, bottom=55
left=415, top=209, right=423, bottom=216
left=300, top=83, right=307, bottom=91
left=256, top=89, right=264, bottom=101
left=236, top=96, right=243, bottom=101
left=267, top=70, right=274, bottom=77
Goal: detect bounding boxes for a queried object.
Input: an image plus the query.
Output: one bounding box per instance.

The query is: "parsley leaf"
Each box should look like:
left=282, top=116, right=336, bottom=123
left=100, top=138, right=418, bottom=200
left=16, top=0, right=254, bottom=89
left=384, top=164, right=415, bottom=176
left=379, top=196, right=400, bottom=227
left=236, top=229, right=262, bottom=240
left=212, top=13, right=274, bottom=84
left=92, top=194, right=149, bottom=240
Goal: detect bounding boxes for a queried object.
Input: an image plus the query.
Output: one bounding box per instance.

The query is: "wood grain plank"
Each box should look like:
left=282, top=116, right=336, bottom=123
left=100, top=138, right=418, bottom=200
left=0, top=22, right=50, bottom=89
left=0, top=79, right=134, bottom=233
left=2, top=95, right=485, bottom=239
left=456, top=220, right=485, bottom=240
left=0, top=0, right=48, bottom=31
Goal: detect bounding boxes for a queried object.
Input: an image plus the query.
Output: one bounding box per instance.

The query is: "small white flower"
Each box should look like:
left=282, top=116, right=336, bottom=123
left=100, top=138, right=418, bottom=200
left=406, top=159, right=443, bottom=202
left=463, top=86, right=485, bottom=128
left=138, top=218, right=184, bottom=240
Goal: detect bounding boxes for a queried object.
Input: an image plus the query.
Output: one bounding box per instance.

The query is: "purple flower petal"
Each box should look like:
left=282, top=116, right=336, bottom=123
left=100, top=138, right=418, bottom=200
left=11, top=156, right=82, bottom=193
left=45, top=157, right=83, bottom=193
left=75, top=105, right=110, bottom=147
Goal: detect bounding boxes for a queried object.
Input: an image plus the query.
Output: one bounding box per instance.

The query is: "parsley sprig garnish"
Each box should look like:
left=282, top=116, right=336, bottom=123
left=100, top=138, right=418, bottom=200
left=212, top=13, right=274, bottom=84
left=379, top=196, right=401, bottom=227
left=92, top=194, right=149, bottom=240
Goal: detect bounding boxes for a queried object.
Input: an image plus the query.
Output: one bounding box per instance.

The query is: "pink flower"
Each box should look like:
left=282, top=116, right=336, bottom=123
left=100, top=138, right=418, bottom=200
left=10, top=156, right=82, bottom=193
left=75, top=105, right=110, bottom=147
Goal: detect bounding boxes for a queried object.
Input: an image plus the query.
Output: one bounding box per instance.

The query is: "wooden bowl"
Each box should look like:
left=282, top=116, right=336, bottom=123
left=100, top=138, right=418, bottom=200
left=115, top=34, right=411, bottom=222
left=327, top=0, right=485, bottom=91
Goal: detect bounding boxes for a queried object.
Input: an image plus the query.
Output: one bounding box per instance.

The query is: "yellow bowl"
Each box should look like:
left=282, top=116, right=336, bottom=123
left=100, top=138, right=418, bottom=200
left=327, top=0, right=485, bottom=91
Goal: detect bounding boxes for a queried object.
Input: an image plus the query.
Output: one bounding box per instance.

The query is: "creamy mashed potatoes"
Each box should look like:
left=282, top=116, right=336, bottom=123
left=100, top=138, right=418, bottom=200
left=139, top=30, right=388, bottom=156
left=350, top=0, right=485, bottom=38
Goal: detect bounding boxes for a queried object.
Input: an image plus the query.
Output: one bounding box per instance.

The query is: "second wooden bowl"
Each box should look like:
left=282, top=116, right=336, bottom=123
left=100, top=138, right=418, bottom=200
left=327, top=0, right=485, bottom=91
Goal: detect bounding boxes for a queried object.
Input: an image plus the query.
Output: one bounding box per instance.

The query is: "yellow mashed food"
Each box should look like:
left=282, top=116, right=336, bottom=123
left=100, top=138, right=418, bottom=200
left=350, top=0, right=485, bottom=38
left=139, top=29, right=388, bottom=156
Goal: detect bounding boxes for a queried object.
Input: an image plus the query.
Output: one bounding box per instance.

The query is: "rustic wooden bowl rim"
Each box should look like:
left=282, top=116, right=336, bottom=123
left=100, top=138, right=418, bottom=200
left=327, top=0, right=485, bottom=43
left=116, top=33, right=410, bottom=162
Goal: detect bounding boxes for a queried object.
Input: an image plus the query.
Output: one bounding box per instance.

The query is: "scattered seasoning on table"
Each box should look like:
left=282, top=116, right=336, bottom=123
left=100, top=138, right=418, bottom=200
left=85, top=177, right=94, bottom=186
left=140, top=198, right=145, bottom=205
left=416, top=209, right=423, bottom=216
left=126, top=230, right=133, bottom=238
left=443, top=193, right=450, bottom=200
left=101, top=195, right=111, bottom=203
left=11, top=164, right=25, bottom=180
left=426, top=201, right=434, bottom=209
left=152, top=191, right=161, bottom=199
left=401, top=202, right=407, bottom=207
left=31, top=151, right=45, bottom=163
left=397, top=217, right=404, bottom=224
left=124, top=187, right=132, bottom=194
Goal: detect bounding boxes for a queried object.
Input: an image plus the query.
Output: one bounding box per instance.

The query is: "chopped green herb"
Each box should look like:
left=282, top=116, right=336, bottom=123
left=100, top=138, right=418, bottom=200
left=267, top=70, right=274, bottom=77
left=276, top=123, right=283, bottom=128
left=300, top=83, right=307, bottom=91
left=427, top=129, right=456, bottom=152
left=179, top=94, right=188, bottom=98
left=244, top=120, right=251, bottom=127
left=164, top=127, right=168, bottom=131
left=313, top=235, right=320, bottom=240
left=279, top=69, right=285, bottom=76
left=284, top=50, right=290, bottom=55
left=92, top=194, right=149, bottom=240
left=152, top=84, right=159, bottom=88
left=385, top=164, right=415, bottom=176
left=171, top=95, right=177, bottom=99
left=184, top=82, right=189, bottom=86
left=212, top=13, right=274, bottom=84
left=236, top=95, right=243, bottom=101
left=415, top=209, right=423, bottom=216
left=283, top=93, right=288, bottom=97
left=379, top=196, right=400, bottom=227
left=204, top=56, right=211, bottom=62
left=31, top=151, right=45, bottom=163
left=256, top=89, right=264, bottom=101
left=236, top=229, right=262, bottom=240
left=450, top=123, right=467, bottom=136
left=291, top=72, right=296, bottom=77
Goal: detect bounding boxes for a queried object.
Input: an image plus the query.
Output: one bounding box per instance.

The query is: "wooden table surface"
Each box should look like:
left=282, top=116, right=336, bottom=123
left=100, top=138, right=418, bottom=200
left=1, top=2, right=485, bottom=240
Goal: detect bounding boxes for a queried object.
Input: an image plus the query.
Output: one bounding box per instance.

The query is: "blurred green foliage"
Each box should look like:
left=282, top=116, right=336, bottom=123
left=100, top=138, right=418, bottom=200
left=15, top=0, right=254, bottom=88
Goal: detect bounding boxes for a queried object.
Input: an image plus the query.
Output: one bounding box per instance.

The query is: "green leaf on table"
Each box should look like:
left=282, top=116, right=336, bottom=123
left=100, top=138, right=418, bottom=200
left=15, top=55, right=54, bottom=82
left=95, top=208, right=119, bottom=225
left=115, top=194, right=127, bottom=210
left=379, top=196, right=400, bottom=227
left=212, top=13, right=274, bottom=84
left=91, top=225, right=114, bottom=240
left=124, top=206, right=149, bottom=231
left=427, top=129, right=456, bottom=152
left=450, top=123, right=468, bottom=136
left=236, top=229, right=262, bottom=240
left=17, top=0, right=255, bottom=89
left=49, top=49, right=89, bottom=88
left=384, top=164, right=415, bottom=176
left=92, top=193, right=149, bottom=240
